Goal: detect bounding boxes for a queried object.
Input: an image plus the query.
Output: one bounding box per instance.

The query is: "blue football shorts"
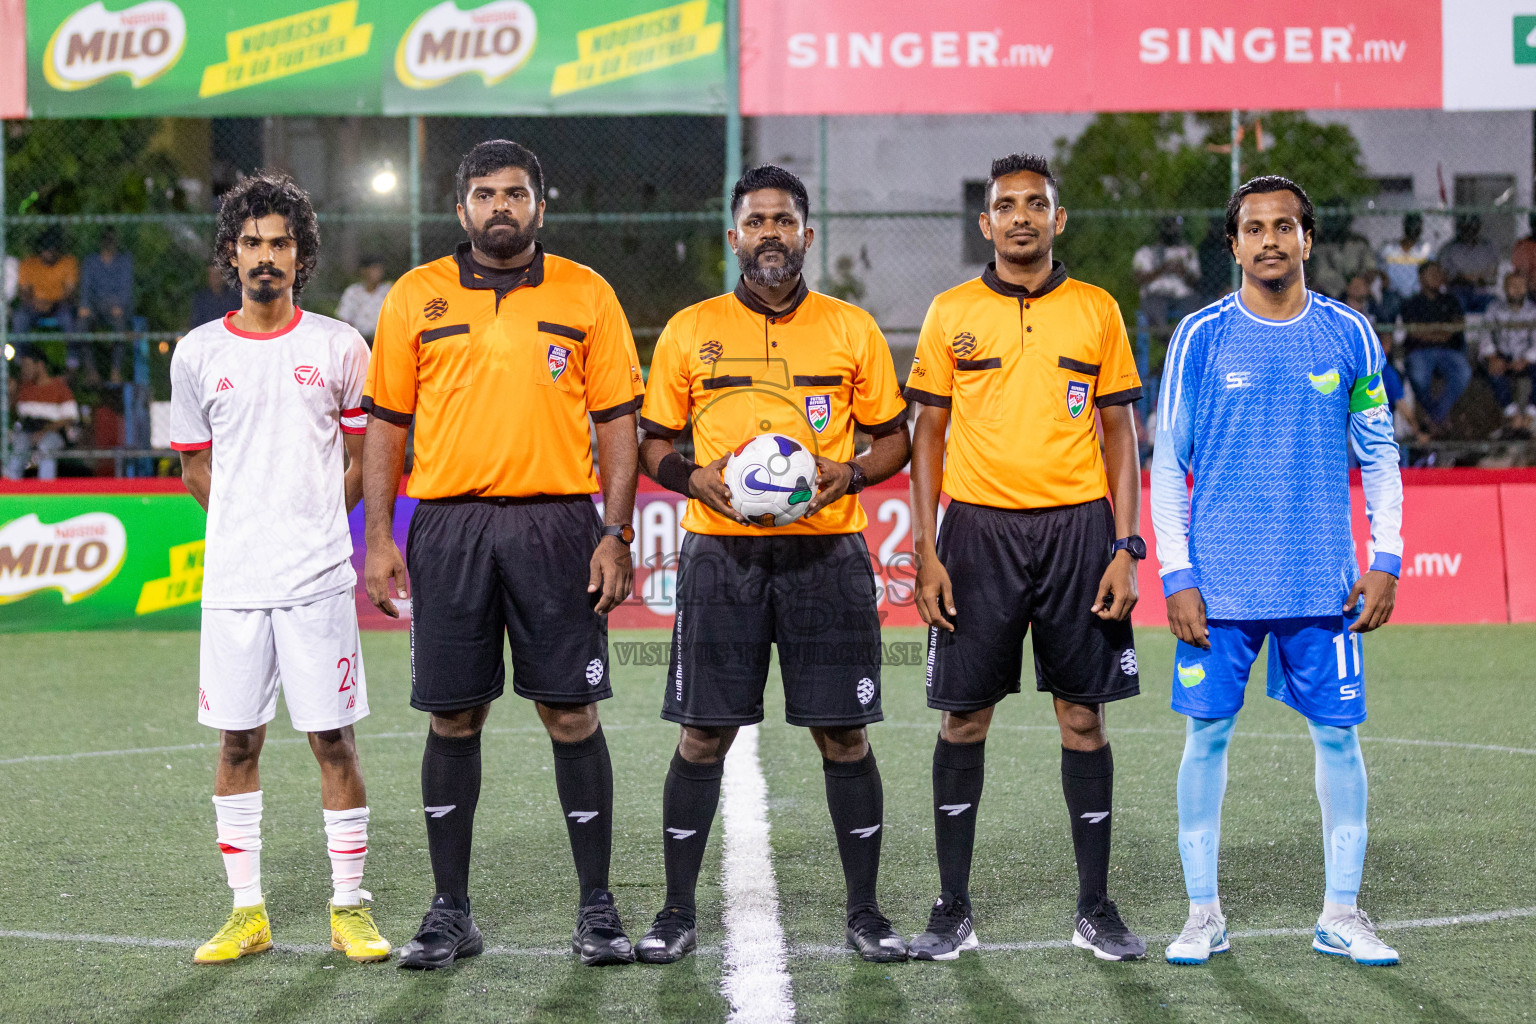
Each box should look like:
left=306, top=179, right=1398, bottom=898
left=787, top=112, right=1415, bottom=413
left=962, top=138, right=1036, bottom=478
left=1170, top=613, right=1366, bottom=727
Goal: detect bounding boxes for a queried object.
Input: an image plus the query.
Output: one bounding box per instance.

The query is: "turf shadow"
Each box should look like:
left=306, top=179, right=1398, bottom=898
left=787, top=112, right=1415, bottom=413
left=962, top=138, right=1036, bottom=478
left=950, top=954, right=1037, bottom=1023
left=833, top=958, right=911, bottom=1024
left=652, top=956, right=729, bottom=1024
left=1359, top=967, right=1479, bottom=1024
left=130, top=963, right=241, bottom=1024
left=370, top=967, right=458, bottom=1024
left=525, top=959, right=612, bottom=1023
left=245, top=958, right=347, bottom=1023
left=1093, top=958, right=1175, bottom=1022
left=1207, top=955, right=1314, bottom=1024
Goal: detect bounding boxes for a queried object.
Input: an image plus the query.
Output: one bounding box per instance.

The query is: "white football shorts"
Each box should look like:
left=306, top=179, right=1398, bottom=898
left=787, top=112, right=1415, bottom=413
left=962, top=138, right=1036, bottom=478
left=198, top=588, right=369, bottom=733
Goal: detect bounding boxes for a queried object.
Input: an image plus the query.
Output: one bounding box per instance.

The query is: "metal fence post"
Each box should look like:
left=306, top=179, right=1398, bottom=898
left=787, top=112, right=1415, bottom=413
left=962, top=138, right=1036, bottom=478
left=818, top=114, right=828, bottom=289
left=409, top=116, right=423, bottom=269
left=1229, top=108, right=1241, bottom=291
left=722, top=0, right=741, bottom=292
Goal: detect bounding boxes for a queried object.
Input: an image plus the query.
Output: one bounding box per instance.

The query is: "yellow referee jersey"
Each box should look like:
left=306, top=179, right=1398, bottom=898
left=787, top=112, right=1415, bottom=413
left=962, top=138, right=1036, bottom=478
left=363, top=243, right=644, bottom=500
left=904, top=262, right=1141, bottom=510
left=642, top=278, right=908, bottom=536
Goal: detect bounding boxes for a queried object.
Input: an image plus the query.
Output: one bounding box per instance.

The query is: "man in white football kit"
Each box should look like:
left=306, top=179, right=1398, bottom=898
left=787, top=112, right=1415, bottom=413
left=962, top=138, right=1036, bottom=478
left=171, top=173, right=390, bottom=964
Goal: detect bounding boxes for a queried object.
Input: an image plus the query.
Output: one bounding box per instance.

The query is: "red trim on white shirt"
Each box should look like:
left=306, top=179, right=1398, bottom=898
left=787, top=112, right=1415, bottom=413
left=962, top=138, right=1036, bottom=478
left=170, top=439, right=212, bottom=451
left=222, top=307, right=304, bottom=340
left=341, top=407, right=365, bottom=417
left=340, top=425, right=367, bottom=435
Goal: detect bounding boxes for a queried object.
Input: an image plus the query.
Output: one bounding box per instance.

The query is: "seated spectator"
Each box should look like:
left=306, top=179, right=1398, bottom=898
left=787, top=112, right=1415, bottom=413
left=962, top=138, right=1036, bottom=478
left=1476, top=270, right=1536, bottom=430
left=77, top=227, right=135, bottom=382
left=188, top=264, right=242, bottom=329
left=1437, top=214, right=1500, bottom=313
left=1511, top=214, right=1536, bottom=287
left=1307, top=202, right=1376, bottom=299
left=1378, top=212, right=1436, bottom=301
left=13, top=228, right=78, bottom=336
left=4, top=345, right=78, bottom=480
left=1399, top=261, right=1470, bottom=431
left=334, top=256, right=393, bottom=344
left=1133, top=217, right=1200, bottom=333
left=1343, top=273, right=1397, bottom=325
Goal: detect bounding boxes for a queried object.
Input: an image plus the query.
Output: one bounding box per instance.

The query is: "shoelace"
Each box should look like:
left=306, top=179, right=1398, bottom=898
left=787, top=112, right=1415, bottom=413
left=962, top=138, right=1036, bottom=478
left=212, top=908, right=265, bottom=942
left=1175, top=912, right=1219, bottom=944
left=333, top=905, right=380, bottom=941
left=418, top=905, right=468, bottom=937
left=849, top=908, right=896, bottom=935
left=1083, top=898, right=1130, bottom=935
left=649, top=907, right=696, bottom=937
left=1338, top=908, right=1381, bottom=940
left=580, top=901, right=626, bottom=936
left=923, top=900, right=969, bottom=934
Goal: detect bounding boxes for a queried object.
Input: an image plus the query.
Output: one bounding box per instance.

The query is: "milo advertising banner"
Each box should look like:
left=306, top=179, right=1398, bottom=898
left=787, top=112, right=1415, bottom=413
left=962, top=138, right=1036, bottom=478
left=0, top=487, right=207, bottom=631
left=24, top=0, right=726, bottom=116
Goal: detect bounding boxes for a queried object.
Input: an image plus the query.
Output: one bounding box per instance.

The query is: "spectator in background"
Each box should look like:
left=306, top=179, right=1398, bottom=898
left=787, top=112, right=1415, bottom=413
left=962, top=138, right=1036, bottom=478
left=1476, top=270, right=1536, bottom=430
left=334, top=255, right=392, bottom=344
left=1196, top=218, right=1234, bottom=305
left=4, top=345, right=78, bottom=480
left=1511, top=214, right=1536, bottom=286
left=1437, top=215, right=1500, bottom=313
left=1399, top=261, right=1470, bottom=431
left=1307, top=202, right=1376, bottom=299
left=3, top=254, right=16, bottom=306
left=77, top=227, right=135, bottom=383
left=1378, top=212, right=1436, bottom=300
left=187, top=264, right=242, bottom=329
left=1344, top=273, right=1396, bottom=326
left=13, top=228, right=78, bottom=335
left=1132, top=216, right=1200, bottom=332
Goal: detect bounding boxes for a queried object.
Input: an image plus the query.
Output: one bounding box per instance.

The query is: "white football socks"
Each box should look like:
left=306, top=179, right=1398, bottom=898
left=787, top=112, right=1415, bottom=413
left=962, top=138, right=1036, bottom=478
left=323, top=806, right=370, bottom=906
left=213, top=790, right=264, bottom=908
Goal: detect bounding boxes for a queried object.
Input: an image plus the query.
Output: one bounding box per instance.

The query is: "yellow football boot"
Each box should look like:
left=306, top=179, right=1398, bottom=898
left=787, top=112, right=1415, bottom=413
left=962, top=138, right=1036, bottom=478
left=193, top=904, right=273, bottom=964
left=330, top=902, right=392, bottom=962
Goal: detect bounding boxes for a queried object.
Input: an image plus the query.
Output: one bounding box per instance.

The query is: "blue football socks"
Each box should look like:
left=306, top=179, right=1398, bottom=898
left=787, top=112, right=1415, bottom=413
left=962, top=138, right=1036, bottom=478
left=1309, top=722, right=1369, bottom=906
left=1176, top=715, right=1236, bottom=905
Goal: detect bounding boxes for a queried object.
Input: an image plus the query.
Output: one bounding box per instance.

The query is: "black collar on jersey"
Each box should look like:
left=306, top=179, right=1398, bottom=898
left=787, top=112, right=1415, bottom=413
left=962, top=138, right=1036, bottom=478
left=981, top=259, right=1068, bottom=300
left=454, top=241, right=546, bottom=302
left=733, top=274, right=810, bottom=320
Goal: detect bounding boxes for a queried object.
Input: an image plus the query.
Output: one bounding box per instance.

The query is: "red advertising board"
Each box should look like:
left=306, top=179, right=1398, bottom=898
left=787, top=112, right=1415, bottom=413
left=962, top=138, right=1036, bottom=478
left=739, top=0, right=1442, bottom=115
left=1501, top=483, right=1536, bottom=623
left=0, top=0, right=25, bottom=118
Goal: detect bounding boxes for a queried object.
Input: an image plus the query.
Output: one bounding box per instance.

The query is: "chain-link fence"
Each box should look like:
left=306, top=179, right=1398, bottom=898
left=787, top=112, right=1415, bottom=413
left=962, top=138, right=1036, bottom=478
left=5, top=108, right=1535, bottom=478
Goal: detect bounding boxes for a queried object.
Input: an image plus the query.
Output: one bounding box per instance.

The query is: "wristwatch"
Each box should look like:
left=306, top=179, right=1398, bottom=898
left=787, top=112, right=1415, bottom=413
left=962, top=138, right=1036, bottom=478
left=844, top=460, right=868, bottom=494
left=1111, top=535, right=1147, bottom=559
left=602, top=524, right=636, bottom=544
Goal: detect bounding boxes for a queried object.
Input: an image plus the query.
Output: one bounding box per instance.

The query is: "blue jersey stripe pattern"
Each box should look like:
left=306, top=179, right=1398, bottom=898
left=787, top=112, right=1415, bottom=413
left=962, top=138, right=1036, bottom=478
left=1151, top=291, right=1404, bottom=620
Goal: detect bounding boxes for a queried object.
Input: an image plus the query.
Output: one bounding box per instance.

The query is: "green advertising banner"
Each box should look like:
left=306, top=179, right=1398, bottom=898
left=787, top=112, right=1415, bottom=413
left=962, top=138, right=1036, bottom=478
left=0, top=492, right=207, bottom=632
left=24, top=0, right=725, bottom=118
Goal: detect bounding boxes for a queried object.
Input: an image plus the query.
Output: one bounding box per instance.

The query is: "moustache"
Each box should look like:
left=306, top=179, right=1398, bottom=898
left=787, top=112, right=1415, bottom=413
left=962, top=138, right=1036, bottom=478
left=249, top=265, right=284, bottom=279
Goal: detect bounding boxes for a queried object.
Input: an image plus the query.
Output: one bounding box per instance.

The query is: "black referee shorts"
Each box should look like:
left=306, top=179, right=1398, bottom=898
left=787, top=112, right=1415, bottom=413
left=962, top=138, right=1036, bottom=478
left=664, top=531, right=883, bottom=729
left=406, top=495, right=610, bottom=713
left=925, top=498, right=1139, bottom=712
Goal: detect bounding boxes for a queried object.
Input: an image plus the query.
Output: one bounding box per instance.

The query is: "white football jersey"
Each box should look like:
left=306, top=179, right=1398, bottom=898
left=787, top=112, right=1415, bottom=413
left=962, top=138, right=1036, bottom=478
left=170, top=309, right=369, bottom=609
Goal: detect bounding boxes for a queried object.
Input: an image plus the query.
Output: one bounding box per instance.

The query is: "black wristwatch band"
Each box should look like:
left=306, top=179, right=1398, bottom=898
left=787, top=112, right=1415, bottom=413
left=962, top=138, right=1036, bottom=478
left=602, top=523, right=636, bottom=545
left=845, top=460, right=868, bottom=494
left=1112, top=535, right=1147, bottom=560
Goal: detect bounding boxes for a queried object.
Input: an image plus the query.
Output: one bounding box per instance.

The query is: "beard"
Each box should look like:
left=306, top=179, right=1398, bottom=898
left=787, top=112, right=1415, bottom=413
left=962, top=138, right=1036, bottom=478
left=245, top=265, right=285, bottom=304
left=737, top=239, right=805, bottom=288
left=995, top=232, right=1050, bottom=268
left=469, top=214, right=538, bottom=261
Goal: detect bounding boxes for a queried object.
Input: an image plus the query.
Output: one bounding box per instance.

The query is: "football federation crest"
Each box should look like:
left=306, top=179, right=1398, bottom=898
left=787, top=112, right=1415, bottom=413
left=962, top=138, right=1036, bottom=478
left=547, top=344, right=570, bottom=383
left=805, top=394, right=831, bottom=433
left=699, top=339, right=723, bottom=364
left=1065, top=379, right=1090, bottom=418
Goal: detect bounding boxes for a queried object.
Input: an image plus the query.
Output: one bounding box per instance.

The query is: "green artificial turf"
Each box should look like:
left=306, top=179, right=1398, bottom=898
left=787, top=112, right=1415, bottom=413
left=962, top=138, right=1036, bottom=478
left=1, top=625, right=1532, bottom=1023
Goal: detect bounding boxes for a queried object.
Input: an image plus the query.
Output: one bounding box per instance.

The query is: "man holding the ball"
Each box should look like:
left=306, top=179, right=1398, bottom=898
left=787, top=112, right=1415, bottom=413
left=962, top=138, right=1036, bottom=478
left=633, top=165, right=913, bottom=964
left=905, top=154, right=1148, bottom=962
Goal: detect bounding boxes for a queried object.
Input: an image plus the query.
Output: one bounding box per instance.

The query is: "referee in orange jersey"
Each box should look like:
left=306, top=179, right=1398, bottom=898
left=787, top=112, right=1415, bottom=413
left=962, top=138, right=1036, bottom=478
left=360, top=140, right=645, bottom=969
left=904, top=154, right=1148, bottom=962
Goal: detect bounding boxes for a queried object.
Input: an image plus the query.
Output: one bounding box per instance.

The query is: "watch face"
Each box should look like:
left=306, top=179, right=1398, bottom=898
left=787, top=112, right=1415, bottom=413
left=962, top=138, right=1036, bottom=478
left=1128, top=536, right=1147, bottom=559
left=607, top=525, right=635, bottom=544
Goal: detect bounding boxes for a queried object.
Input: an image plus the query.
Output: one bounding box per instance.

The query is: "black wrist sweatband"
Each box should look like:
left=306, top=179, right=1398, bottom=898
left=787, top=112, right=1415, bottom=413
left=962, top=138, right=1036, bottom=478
left=657, top=451, right=700, bottom=497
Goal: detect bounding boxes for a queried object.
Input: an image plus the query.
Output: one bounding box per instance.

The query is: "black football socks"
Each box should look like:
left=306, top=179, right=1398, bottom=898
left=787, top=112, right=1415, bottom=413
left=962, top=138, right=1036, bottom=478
left=421, top=729, right=482, bottom=905
left=932, top=735, right=986, bottom=902
left=552, top=724, right=615, bottom=904
left=1061, top=743, right=1115, bottom=912
left=661, top=749, right=725, bottom=916
left=823, top=748, right=884, bottom=914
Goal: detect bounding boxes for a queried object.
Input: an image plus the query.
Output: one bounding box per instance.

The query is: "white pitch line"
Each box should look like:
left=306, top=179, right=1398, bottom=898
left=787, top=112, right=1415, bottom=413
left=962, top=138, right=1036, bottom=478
left=7, top=906, right=1532, bottom=961
left=718, top=724, right=795, bottom=1024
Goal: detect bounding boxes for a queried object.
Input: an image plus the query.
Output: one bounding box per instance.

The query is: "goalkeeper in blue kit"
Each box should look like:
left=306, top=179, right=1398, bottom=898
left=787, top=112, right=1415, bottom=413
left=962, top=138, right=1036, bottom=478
left=1151, top=177, right=1405, bottom=967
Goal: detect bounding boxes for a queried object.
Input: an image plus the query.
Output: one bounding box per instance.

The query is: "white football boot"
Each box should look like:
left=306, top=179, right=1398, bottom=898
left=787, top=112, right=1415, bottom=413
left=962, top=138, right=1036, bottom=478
left=1164, top=905, right=1230, bottom=965
left=1312, top=907, right=1399, bottom=965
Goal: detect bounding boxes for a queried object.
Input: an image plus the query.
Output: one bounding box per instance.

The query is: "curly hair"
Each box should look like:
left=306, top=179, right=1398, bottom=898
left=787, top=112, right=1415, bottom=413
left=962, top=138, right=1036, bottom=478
left=213, top=172, right=320, bottom=297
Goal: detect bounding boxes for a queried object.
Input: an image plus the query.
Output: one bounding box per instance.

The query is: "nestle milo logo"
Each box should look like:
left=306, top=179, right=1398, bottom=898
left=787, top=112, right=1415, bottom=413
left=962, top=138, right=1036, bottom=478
left=0, top=512, right=127, bottom=605
left=44, top=1, right=187, bottom=92
left=395, top=0, right=537, bottom=88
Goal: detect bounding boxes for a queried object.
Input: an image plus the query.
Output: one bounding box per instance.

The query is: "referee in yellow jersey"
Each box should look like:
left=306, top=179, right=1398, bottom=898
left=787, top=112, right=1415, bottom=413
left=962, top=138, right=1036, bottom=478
left=904, top=154, right=1148, bottom=962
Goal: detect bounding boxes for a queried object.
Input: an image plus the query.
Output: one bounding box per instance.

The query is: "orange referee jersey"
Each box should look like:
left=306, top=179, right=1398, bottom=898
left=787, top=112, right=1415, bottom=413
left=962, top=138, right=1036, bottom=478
left=364, top=243, right=644, bottom=500
left=642, top=278, right=908, bottom=536
left=904, top=262, right=1141, bottom=510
